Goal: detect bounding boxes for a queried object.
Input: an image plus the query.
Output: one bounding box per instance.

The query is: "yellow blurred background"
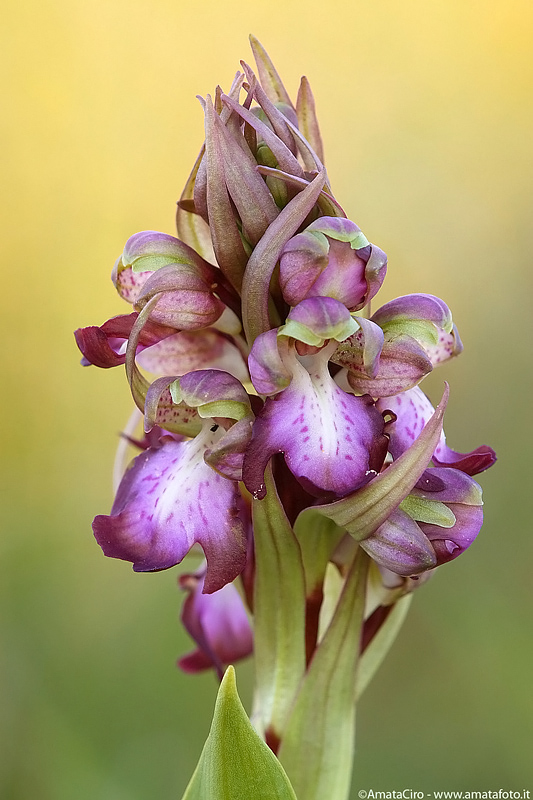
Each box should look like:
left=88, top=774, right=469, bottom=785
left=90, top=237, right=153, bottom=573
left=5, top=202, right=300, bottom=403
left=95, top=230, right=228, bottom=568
left=2, top=0, right=532, bottom=796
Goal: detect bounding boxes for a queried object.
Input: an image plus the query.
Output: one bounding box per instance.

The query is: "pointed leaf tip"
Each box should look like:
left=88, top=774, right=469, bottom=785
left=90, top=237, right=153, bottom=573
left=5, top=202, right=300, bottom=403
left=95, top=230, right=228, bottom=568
left=249, top=34, right=294, bottom=110
left=182, top=666, right=297, bottom=800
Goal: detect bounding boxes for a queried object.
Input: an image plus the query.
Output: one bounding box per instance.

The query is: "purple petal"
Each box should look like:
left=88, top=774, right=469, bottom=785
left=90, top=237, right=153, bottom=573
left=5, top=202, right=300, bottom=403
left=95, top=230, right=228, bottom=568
left=112, top=259, right=152, bottom=305
left=205, top=417, right=254, bottom=481
left=279, top=230, right=329, bottom=306
left=305, top=385, right=449, bottom=541
left=137, top=329, right=249, bottom=383
left=360, top=508, right=437, bottom=576
left=135, top=263, right=225, bottom=330
left=280, top=217, right=386, bottom=310
left=248, top=329, right=292, bottom=396
left=372, top=293, right=452, bottom=333
left=332, top=317, right=384, bottom=379
left=92, top=435, right=247, bottom=592
left=178, top=566, right=253, bottom=678
left=345, top=335, right=433, bottom=397
left=122, top=230, right=211, bottom=274
left=178, top=369, right=250, bottom=408
left=423, top=323, right=464, bottom=366
left=281, top=296, right=359, bottom=345
left=306, top=238, right=369, bottom=309
left=243, top=352, right=387, bottom=499
left=412, top=467, right=483, bottom=505
left=362, top=245, right=388, bottom=306
left=377, top=387, right=497, bottom=475
left=420, top=503, right=484, bottom=565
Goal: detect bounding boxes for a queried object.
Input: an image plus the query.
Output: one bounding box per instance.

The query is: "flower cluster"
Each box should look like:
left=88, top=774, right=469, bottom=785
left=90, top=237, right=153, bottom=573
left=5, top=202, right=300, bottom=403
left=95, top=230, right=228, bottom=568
left=75, top=37, right=495, bottom=681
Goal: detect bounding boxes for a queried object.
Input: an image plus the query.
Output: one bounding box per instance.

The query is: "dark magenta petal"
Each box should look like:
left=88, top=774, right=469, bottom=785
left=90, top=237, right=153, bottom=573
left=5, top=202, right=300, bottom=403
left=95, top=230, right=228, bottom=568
left=74, top=313, right=177, bottom=368
left=74, top=325, right=127, bottom=369
left=432, top=445, right=497, bottom=475
left=412, top=467, right=483, bottom=504
left=92, top=435, right=247, bottom=592
left=377, top=387, right=497, bottom=476
left=243, top=351, right=387, bottom=499
left=178, top=566, right=253, bottom=678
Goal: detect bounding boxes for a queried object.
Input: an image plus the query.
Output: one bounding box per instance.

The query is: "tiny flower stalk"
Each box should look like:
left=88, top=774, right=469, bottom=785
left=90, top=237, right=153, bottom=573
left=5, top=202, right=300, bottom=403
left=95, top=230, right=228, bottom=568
left=76, top=35, right=496, bottom=800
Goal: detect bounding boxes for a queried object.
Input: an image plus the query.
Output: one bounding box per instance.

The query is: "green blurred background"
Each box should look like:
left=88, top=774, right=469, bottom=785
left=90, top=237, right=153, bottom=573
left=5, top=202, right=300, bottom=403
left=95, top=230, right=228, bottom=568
left=2, top=0, right=532, bottom=796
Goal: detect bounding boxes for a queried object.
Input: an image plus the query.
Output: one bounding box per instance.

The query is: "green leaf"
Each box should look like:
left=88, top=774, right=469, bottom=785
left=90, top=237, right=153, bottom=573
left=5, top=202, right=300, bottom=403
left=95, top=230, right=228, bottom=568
left=182, top=667, right=297, bottom=800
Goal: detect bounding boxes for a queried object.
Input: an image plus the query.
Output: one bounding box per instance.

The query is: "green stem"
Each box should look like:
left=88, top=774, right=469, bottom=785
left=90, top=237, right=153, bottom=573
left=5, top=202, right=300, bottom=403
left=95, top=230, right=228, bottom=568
left=251, top=465, right=307, bottom=745
left=277, top=549, right=369, bottom=800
